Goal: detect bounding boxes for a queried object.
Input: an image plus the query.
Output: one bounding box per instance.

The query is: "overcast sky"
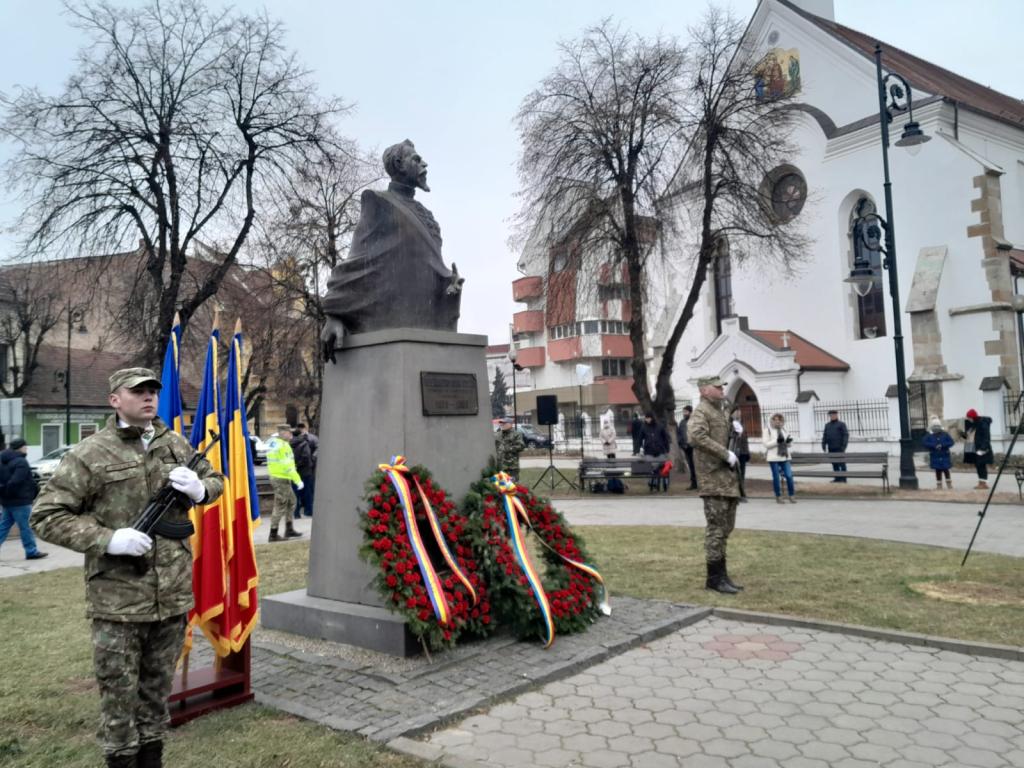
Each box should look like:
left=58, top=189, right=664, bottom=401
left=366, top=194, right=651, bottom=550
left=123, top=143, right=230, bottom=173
left=1, top=0, right=1022, bottom=346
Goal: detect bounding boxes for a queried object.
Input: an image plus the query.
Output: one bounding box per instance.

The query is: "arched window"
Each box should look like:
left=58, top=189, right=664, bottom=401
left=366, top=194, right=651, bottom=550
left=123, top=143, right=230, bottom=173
left=713, top=236, right=733, bottom=335
left=849, top=197, right=887, bottom=339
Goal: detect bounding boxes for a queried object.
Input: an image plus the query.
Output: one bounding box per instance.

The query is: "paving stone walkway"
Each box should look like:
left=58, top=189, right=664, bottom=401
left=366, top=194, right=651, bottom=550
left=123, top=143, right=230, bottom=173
left=251, top=596, right=706, bottom=743
left=410, top=615, right=1024, bottom=768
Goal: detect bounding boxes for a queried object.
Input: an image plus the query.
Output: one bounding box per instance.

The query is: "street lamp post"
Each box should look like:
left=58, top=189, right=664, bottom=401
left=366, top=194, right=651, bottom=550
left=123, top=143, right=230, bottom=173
left=845, top=44, right=929, bottom=490
left=507, top=343, right=519, bottom=425
left=63, top=302, right=87, bottom=447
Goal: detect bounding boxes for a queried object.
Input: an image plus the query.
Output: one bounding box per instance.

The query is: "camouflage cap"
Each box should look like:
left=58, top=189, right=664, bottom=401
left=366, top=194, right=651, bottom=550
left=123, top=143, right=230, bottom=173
left=696, top=375, right=725, bottom=387
left=109, top=367, right=162, bottom=393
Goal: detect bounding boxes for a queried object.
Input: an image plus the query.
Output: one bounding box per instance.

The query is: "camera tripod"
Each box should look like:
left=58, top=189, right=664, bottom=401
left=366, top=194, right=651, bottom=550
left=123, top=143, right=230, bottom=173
left=961, top=390, right=1023, bottom=566
left=533, top=423, right=577, bottom=492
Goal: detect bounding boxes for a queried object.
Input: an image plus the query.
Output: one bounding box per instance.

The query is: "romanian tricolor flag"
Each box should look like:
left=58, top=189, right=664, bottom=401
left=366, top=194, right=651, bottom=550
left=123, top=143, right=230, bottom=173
left=156, top=313, right=184, bottom=435
left=219, top=320, right=261, bottom=651
left=186, top=327, right=230, bottom=656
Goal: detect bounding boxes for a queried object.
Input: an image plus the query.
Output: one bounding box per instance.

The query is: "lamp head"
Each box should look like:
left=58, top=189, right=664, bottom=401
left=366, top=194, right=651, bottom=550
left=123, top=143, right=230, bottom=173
left=895, top=121, right=930, bottom=155
left=845, top=267, right=876, bottom=298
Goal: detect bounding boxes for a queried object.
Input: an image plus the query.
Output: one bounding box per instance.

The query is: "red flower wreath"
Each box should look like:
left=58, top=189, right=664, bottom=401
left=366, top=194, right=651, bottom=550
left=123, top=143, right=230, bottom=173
left=465, top=475, right=605, bottom=642
left=359, top=464, right=493, bottom=650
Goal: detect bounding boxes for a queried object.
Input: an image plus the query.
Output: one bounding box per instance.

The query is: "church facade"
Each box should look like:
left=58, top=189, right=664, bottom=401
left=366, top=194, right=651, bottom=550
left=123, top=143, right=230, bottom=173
left=666, top=0, right=1024, bottom=449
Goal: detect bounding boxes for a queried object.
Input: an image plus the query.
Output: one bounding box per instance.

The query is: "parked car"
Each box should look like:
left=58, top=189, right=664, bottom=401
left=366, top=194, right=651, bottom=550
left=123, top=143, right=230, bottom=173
left=30, top=446, right=72, bottom=483
left=517, top=424, right=553, bottom=449
left=248, top=435, right=268, bottom=465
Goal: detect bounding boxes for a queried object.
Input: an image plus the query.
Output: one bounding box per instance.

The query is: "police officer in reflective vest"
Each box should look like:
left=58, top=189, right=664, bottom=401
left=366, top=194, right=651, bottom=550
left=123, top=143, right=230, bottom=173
left=266, top=423, right=303, bottom=541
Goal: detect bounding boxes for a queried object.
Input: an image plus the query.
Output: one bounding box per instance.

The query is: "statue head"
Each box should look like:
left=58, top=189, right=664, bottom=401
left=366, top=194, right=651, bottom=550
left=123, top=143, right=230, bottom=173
left=383, top=139, right=430, bottom=192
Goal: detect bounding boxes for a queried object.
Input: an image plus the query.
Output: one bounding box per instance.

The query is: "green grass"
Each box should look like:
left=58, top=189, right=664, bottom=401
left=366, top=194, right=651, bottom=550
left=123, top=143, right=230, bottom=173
left=2, top=526, right=1022, bottom=766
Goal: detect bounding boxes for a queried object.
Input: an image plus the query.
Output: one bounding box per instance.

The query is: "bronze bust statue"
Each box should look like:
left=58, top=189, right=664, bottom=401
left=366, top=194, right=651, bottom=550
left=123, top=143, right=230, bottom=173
left=321, top=140, right=464, bottom=361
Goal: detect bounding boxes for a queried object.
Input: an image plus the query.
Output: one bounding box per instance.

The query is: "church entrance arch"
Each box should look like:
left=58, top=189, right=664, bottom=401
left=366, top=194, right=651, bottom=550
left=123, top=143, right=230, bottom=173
left=732, top=381, right=763, bottom=438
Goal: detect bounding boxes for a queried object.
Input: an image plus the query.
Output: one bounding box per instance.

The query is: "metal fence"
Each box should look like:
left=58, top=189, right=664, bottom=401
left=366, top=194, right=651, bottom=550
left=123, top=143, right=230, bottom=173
left=1004, top=392, right=1024, bottom=433
left=758, top=403, right=800, bottom=437
left=813, top=399, right=890, bottom=438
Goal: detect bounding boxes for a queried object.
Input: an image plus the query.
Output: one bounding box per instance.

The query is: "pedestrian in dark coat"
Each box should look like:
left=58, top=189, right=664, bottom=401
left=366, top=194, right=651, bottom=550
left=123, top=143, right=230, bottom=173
left=922, top=417, right=954, bottom=489
left=964, top=409, right=993, bottom=490
left=677, top=405, right=697, bottom=490
left=630, top=413, right=643, bottom=456
left=821, top=409, right=849, bottom=482
left=640, top=412, right=670, bottom=492
left=291, top=429, right=315, bottom=517
left=0, top=438, right=46, bottom=559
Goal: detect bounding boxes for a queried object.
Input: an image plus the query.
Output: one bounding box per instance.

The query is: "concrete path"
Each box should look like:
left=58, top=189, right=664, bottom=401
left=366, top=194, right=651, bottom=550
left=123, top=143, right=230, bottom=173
left=421, top=615, right=1024, bottom=768
left=0, top=514, right=313, bottom=579
left=556, top=495, right=1024, bottom=559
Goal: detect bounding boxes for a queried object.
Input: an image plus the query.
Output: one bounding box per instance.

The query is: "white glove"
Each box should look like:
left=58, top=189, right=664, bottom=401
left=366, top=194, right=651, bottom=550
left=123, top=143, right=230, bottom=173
left=732, top=420, right=744, bottom=435
left=107, top=528, right=153, bottom=556
left=296, top=480, right=305, bottom=491
left=726, top=450, right=738, bottom=467
left=169, top=466, right=206, bottom=503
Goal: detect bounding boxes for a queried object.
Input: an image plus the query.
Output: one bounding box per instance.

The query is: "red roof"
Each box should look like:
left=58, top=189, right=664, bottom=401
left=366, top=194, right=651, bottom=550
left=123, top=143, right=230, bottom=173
left=745, top=329, right=850, bottom=371
left=23, top=344, right=200, bottom=408
left=779, top=0, right=1024, bottom=130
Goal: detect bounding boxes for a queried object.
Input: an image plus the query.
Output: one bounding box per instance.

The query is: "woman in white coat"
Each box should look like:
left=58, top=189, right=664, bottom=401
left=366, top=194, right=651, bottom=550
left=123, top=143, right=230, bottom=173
left=763, top=413, right=796, bottom=503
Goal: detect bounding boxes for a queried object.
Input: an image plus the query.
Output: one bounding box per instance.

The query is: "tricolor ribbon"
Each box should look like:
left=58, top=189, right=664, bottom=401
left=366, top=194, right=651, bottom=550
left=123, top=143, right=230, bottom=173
left=379, top=456, right=478, bottom=626
left=489, top=472, right=609, bottom=648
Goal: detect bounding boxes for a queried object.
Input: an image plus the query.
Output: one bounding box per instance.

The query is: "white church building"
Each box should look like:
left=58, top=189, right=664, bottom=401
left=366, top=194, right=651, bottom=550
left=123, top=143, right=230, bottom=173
left=665, top=0, right=1024, bottom=449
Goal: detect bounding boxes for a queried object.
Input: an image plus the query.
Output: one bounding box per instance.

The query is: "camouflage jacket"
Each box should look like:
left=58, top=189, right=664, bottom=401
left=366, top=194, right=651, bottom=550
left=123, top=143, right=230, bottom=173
left=688, top=396, right=740, bottom=498
left=495, top=429, right=526, bottom=475
left=32, top=416, right=224, bottom=622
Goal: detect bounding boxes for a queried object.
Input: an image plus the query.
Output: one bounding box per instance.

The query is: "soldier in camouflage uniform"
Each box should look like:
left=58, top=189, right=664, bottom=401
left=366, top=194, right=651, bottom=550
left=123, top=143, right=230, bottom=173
left=495, top=418, right=527, bottom=480
left=32, top=368, right=224, bottom=768
left=687, top=374, right=743, bottom=595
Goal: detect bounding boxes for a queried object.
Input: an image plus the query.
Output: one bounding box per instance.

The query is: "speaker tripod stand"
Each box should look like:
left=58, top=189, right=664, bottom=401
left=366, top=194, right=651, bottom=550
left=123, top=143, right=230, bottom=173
left=533, top=423, right=577, bottom=492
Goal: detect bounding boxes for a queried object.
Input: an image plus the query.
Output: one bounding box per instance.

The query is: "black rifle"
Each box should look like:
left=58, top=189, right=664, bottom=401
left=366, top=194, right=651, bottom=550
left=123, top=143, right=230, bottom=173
left=122, top=431, right=221, bottom=573
left=133, top=430, right=220, bottom=538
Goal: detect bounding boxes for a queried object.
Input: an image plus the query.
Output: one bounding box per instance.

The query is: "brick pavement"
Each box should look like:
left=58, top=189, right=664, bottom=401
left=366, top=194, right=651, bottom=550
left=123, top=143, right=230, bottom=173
left=407, top=615, right=1024, bottom=768
left=251, top=596, right=707, bottom=744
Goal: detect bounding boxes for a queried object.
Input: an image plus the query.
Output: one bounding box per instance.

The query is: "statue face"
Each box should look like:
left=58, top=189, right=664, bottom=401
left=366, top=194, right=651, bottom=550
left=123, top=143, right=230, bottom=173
left=397, top=148, right=430, bottom=192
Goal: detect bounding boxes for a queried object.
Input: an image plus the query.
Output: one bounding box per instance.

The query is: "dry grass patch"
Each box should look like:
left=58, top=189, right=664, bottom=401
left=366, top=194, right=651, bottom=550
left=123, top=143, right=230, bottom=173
left=908, top=580, right=1024, bottom=607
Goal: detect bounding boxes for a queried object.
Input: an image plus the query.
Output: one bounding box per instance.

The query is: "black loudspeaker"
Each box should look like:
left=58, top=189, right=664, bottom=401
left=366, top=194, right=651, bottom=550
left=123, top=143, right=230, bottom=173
left=536, top=395, right=558, bottom=425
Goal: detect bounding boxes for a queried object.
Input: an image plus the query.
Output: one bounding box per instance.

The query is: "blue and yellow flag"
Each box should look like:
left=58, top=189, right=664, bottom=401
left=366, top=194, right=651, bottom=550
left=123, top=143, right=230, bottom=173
left=219, top=320, right=260, bottom=651
left=187, top=327, right=230, bottom=656
left=156, top=313, right=184, bottom=435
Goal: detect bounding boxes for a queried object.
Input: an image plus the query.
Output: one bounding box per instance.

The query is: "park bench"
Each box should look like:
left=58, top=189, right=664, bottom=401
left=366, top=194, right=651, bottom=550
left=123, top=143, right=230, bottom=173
left=577, top=456, right=667, bottom=493
left=789, top=452, right=890, bottom=492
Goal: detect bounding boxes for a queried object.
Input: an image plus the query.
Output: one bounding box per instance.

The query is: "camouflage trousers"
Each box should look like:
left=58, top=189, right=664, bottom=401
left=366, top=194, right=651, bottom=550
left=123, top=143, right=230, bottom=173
left=270, top=477, right=295, bottom=528
left=92, top=614, right=186, bottom=757
left=702, top=495, right=738, bottom=563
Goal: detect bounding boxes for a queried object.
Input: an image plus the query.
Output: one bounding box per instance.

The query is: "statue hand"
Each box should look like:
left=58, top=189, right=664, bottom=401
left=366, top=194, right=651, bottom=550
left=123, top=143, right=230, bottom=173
left=446, top=262, right=466, bottom=296
left=321, top=317, right=345, bottom=364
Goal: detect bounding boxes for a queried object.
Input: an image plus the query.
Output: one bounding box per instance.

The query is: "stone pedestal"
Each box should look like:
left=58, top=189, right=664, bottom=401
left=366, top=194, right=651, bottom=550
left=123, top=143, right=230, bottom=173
left=261, top=328, right=494, bottom=655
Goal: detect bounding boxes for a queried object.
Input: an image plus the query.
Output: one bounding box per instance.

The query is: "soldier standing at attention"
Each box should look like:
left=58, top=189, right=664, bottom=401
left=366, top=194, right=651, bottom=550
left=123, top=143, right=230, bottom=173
left=31, top=368, right=224, bottom=768
left=495, top=418, right=527, bottom=480
left=266, top=423, right=303, bottom=541
left=687, top=375, right=743, bottom=595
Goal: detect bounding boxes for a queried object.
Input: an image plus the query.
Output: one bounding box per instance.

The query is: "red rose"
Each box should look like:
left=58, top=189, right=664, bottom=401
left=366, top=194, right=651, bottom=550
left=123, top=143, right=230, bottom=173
left=405, top=597, right=417, bottom=609
left=386, top=575, right=398, bottom=588
left=418, top=609, right=431, bottom=621
left=481, top=615, right=491, bottom=624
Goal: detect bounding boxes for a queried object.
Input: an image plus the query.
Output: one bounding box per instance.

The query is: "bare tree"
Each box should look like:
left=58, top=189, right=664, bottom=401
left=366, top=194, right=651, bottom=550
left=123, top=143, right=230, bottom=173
left=514, top=10, right=805, bottom=422
left=0, top=0, right=350, bottom=366
left=514, top=19, right=688, bottom=418
left=0, top=266, right=65, bottom=397
left=244, top=141, right=378, bottom=429
left=653, top=7, right=807, bottom=419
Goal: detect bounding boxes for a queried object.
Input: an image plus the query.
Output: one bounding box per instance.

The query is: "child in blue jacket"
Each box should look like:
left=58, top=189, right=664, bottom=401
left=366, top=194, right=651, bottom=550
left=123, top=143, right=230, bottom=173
left=922, top=417, right=954, bottom=490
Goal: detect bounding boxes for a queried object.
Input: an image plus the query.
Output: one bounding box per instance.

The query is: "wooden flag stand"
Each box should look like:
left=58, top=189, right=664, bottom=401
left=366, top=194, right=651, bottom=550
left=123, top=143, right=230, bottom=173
left=170, top=640, right=254, bottom=726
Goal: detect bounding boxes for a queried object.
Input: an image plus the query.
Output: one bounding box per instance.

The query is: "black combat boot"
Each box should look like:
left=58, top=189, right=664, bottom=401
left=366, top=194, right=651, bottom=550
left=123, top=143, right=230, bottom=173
left=705, top=560, right=739, bottom=594
left=268, top=526, right=281, bottom=542
left=722, top=557, right=744, bottom=591
left=284, top=521, right=303, bottom=538
left=137, top=740, right=163, bottom=768
left=105, top=753, right=136, bottom=768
